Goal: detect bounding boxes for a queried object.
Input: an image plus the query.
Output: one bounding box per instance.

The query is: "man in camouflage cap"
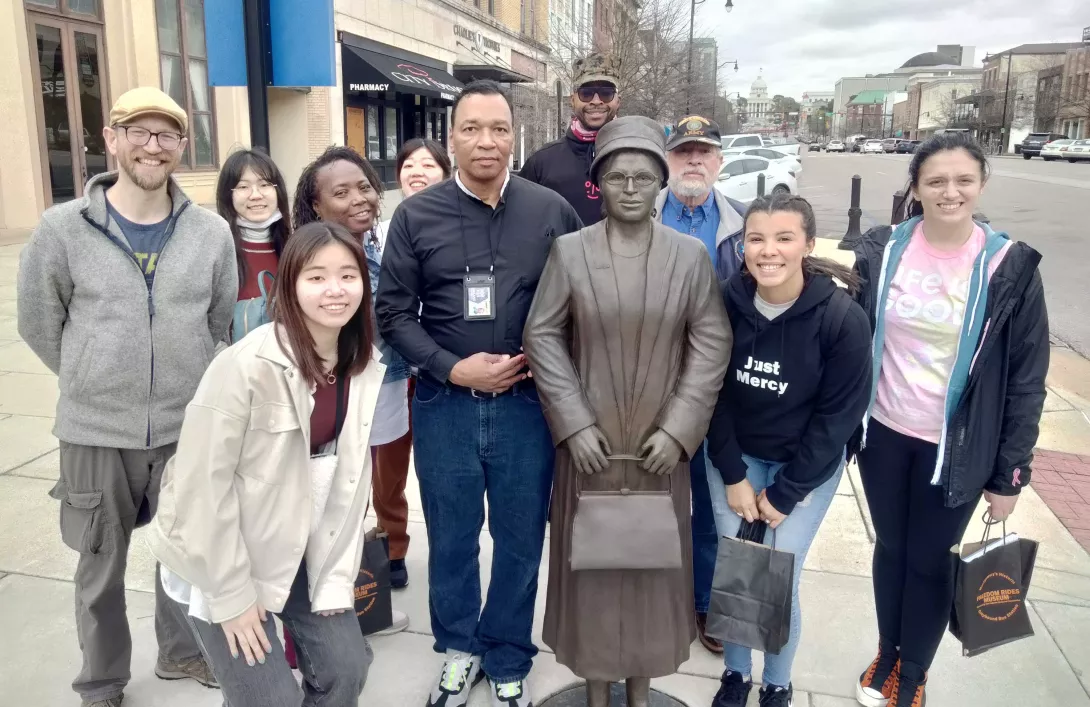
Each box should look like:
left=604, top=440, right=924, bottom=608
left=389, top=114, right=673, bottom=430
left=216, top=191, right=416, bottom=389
left=518, top=52, right=622, bottom=225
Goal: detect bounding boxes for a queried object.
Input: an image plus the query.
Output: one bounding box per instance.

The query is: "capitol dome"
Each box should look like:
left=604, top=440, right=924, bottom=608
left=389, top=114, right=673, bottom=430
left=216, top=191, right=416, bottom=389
left=751, top=73, right=767, bottom=90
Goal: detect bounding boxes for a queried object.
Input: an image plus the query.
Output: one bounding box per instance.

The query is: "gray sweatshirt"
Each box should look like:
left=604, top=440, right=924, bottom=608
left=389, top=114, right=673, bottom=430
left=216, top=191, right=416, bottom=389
left=17, top=172, right=238, bottom=449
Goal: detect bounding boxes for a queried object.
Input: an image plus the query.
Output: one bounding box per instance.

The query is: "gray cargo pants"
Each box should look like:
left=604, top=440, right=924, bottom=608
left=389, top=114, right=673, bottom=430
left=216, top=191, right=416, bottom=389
left=51, top=442, right=201, bottom=702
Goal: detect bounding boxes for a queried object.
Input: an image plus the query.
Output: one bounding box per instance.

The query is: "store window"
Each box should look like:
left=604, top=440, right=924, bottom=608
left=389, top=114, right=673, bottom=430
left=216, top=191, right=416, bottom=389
left=24, top=0, right=102, bottom=18
left=155, top=0, right=217, bottom=168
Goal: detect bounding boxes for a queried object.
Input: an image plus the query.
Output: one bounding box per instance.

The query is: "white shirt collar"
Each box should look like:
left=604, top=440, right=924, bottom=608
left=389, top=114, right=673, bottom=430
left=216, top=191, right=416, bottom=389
left=455, top=169, right=511, bottom=203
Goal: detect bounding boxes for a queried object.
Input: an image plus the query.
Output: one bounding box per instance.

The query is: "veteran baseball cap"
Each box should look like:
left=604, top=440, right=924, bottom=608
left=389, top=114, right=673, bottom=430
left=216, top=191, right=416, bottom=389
left=109, top=87, right=188, bottom=134
left=665, top=115, right=722, bottom=150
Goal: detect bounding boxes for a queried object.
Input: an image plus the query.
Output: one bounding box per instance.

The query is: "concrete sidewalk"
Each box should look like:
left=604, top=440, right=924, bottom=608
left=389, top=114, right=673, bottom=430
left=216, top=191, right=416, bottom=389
left=2, top=237, right=1090, bottom=706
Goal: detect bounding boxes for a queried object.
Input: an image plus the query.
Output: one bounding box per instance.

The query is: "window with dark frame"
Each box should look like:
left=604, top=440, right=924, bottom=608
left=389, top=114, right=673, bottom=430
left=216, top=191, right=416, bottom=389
left=155, top=0, right=217, bottom=169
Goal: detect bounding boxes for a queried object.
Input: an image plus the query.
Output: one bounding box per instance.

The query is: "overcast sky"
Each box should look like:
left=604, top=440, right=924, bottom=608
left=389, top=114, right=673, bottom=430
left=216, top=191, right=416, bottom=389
left=693, top=0, right=1089, bottom=100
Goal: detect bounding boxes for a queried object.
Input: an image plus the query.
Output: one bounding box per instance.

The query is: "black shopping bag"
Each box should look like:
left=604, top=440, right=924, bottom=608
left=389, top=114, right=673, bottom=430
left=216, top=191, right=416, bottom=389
left=355, top=528, right=394, bottom=636
left=705, top=520, right=795, bottom=653
left=949, top=515, right=1039, bottom=657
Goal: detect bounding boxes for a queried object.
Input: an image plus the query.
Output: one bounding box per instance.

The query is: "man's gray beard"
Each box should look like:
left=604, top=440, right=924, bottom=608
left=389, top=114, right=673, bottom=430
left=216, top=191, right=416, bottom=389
left=119, top=155, right=171, bottom=192
left=669, top=176, right=712, bottom=200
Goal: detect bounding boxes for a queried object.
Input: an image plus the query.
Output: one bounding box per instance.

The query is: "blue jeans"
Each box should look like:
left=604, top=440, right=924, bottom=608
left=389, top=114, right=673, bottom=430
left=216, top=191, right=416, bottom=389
left=705, top=450, right=843, bottom=688
left=411, top=378, right=555, bottom=682
left=690, top=440, right=718, bottom=614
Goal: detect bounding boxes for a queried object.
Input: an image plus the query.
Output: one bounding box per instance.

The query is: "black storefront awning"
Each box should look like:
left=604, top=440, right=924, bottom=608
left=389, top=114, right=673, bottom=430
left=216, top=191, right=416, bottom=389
left=453, top=64, right=534, bottom=84
left=343, top=46, right=463, bottom=101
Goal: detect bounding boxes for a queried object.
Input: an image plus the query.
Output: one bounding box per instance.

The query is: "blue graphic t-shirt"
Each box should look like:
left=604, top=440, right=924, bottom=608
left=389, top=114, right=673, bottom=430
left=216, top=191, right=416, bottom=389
left=106, top=197, right=172, bottom=290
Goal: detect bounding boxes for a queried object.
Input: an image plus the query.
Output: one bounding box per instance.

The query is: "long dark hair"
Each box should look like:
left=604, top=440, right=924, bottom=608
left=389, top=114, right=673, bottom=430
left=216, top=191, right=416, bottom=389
left=903, top=132, right=989, bottom=219
left=395, top=138, right=452, bottom=184
left=743, top=192, right=862, bottom=294
left=271, top=221, right=373, bottom=387
left=292, top=146, right=384, bottom=231
left=215, top=148, right=292, bottom=284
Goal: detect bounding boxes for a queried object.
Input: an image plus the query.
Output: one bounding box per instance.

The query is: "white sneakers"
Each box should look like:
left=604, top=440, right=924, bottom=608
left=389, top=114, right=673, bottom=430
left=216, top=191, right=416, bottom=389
left=426, top=651, right=484, bottom=707
left=373, top=608, right=410, bottom=636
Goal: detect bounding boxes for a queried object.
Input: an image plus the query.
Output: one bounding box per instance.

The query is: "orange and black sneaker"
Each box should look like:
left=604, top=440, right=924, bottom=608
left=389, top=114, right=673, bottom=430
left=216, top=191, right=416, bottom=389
left=855, top=639, right=899, bottom=707
left=888, top=662, right=927, bottom=707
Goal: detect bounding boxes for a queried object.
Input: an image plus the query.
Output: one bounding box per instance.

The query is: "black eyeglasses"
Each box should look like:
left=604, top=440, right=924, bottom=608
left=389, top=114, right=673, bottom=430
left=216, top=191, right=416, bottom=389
left=116, top=125, right=185, bottom=151
left=577, top=85, right=617, bottom=103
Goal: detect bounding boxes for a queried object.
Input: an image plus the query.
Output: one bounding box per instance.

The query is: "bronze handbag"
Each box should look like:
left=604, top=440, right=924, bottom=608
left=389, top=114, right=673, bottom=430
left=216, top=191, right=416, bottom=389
left=569, top=454, right=684, bottom=571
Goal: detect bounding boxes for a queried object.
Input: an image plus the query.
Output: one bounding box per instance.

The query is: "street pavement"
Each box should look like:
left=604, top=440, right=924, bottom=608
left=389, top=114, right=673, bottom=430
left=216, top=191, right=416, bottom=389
left=798, top=151, right=1090, bottom=358
left=3, top=226, right=1090, bottom=705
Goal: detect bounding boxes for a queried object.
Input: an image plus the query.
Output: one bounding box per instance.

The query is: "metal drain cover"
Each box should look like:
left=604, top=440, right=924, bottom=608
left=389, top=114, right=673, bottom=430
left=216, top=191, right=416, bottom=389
left=538, top=683, right=688, bottom=706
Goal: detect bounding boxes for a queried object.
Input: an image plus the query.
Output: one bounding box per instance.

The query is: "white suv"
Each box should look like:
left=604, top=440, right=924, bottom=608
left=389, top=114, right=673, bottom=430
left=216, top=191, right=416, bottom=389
left=721, top=134, right=765, bottom=151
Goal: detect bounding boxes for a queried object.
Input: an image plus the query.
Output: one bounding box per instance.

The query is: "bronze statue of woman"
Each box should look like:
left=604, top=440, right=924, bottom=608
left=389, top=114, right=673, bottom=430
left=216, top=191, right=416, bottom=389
left=523, top=115, right=733, bottom=706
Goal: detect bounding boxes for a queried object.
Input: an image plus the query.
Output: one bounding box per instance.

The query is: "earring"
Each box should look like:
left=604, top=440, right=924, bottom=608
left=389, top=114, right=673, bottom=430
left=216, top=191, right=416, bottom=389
left=651, top=207, right=658, bottom=218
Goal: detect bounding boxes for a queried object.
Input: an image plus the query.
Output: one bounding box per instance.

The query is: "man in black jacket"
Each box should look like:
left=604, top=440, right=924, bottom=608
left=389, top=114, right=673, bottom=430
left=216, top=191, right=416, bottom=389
left=376, top=80, right=582, bottom=707
left=519, top=53, right=622, bottom=225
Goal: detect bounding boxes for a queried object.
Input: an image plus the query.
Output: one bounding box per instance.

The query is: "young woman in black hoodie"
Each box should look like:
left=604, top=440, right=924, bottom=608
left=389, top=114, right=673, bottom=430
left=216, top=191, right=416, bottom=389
left=706, top=193, right=873, bottom=707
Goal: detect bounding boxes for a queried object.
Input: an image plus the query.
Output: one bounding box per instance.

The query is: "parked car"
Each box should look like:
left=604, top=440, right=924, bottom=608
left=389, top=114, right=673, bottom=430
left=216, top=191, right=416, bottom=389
left=882, top=138, right=900, bottom=153
left=736, top=147, right=803, bottom=176
left=895, top=139, right=921, bottom=154
left=714, top=155, right=798, bottom=204
left=809, top=141, right=825, bottom=152
left=1021, top=132, right=1068, bottom=159
left=720, top=134, right=765, bottom=151
left=1040, top=139, right=1073, bottom=161
left=863, top=139, right=884, bottom=154
left=825, top=140, right=846, bottom=153
left=1064, top=139, right=1090, bottom=162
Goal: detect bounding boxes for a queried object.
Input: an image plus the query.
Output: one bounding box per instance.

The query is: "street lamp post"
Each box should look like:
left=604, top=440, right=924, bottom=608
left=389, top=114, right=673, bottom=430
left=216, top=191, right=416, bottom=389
left=686, top=0, right=734, bottom=113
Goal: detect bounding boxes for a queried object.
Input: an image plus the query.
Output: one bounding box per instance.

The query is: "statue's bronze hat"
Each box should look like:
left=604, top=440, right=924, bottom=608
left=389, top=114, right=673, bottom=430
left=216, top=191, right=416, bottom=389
left=590, top=115, right=669, bottom=186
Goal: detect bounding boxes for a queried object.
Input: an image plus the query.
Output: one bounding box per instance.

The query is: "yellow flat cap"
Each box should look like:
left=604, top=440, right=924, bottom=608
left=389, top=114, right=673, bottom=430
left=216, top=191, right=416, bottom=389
left=109, top=87, right=188, bottom=134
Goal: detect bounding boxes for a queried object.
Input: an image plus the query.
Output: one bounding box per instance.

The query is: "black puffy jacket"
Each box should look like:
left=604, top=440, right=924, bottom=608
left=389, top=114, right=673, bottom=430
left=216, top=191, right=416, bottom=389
left=849, top=226, right=1050, bottom=508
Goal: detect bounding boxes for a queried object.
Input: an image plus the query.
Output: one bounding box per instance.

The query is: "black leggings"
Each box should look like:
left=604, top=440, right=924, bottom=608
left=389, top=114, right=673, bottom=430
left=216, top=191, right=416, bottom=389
left=857, top=420, right=979, bottom=670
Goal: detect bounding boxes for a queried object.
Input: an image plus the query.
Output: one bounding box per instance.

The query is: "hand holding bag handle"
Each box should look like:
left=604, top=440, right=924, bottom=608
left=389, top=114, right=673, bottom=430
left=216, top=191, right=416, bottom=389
left=569, top=453, right=684, bottom=571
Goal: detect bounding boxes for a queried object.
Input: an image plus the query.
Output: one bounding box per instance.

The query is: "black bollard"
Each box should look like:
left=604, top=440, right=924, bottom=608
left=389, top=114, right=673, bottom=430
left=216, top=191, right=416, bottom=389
left=757, top=172, right=766, bottom=197
left=891, top=189, right=908, bottom=225
left=839, top=174, right=863, bottom=250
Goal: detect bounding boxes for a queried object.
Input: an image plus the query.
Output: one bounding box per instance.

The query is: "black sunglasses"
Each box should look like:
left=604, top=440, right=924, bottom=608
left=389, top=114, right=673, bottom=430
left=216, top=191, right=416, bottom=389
left=576, top=85, right=617, bottom=103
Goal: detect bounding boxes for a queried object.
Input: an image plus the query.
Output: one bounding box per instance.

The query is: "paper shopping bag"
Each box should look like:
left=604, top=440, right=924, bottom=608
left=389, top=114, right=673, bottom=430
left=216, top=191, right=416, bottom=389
left=705, top=520, right=794, bottom=653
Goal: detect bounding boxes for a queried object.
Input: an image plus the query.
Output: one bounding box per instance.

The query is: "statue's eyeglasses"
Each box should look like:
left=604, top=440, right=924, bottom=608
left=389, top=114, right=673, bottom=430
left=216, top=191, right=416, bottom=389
left=601, top=171, right=659, bottom=188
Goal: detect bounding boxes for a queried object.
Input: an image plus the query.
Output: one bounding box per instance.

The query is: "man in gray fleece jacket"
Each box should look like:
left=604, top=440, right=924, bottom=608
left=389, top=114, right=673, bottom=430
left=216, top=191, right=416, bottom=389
left=17, top=87, right=236, bottom=707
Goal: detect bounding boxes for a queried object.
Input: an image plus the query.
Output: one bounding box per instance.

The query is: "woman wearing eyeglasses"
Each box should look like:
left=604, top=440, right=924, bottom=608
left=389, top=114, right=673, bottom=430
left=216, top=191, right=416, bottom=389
left=519, top=53, right=622, bottom=225
left=215, top=149, right=294, bottom=342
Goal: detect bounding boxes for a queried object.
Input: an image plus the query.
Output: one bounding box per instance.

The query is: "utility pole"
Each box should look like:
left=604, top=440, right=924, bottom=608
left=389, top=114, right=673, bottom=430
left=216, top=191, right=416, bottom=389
left=685, top=0, right=697, bottom=113
left=242, top=0, right=272, bottom=151
left=999, top=53, right=1014, bottom=154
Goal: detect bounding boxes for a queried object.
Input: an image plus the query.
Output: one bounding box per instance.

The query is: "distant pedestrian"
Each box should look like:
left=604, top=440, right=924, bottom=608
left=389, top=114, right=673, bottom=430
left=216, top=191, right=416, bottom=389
left=705, top=193, right=872, bottom=707
left=17, top=86, right=234, bottom=707
left=292, top=145, right=412, bottom=635
left=150, top=222, right=384, bottom=707
left=214, top=148, right=292, bottom=341
left=375, top=79, right=582, bottom=707
left=519, top=53, right=621, bottom=225
left=849, top=133, right=1049, bottom=707
left=656, top=115, right=749, bottom=655
left=368, top=138, right=454, bottom=591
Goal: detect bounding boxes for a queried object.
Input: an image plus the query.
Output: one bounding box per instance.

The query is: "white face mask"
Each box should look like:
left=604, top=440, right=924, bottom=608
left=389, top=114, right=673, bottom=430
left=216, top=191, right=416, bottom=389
left=236, top=210, right=284, bottom=230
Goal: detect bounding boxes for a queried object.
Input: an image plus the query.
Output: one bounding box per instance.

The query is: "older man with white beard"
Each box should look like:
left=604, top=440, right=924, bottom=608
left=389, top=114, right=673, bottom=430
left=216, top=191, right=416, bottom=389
left=655, top=116, right=747, bottom=282
left=654, top=115, right=748, bottom=657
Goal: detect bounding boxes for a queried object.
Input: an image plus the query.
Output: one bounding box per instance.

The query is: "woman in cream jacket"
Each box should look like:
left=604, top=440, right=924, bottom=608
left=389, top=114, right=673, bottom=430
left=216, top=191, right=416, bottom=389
left=149, top=221, right=385, bottom=707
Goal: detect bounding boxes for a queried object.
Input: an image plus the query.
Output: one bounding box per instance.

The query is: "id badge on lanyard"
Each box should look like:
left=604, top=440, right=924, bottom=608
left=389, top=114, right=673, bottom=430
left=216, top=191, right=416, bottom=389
left=464, top=270, right=496, bottom=321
